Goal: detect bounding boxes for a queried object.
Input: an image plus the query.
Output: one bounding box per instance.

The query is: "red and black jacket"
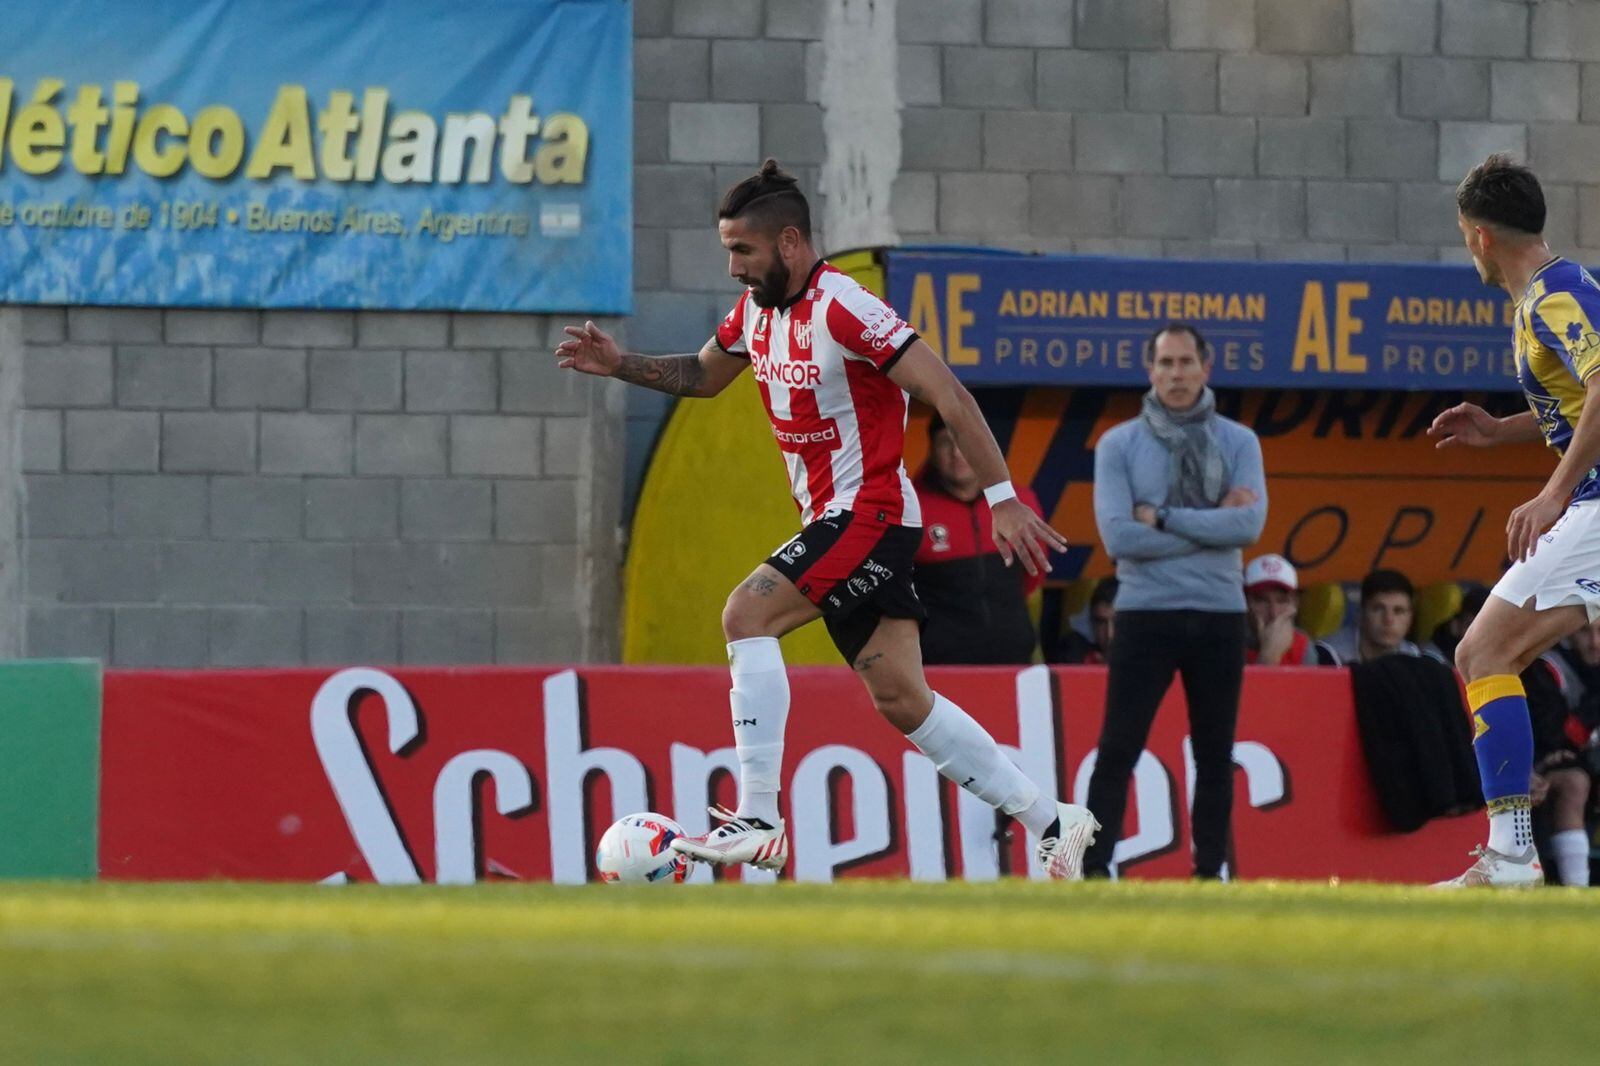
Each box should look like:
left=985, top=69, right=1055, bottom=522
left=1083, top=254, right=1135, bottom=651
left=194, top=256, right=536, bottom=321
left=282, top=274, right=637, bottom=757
left=913, top=472, right=1045, bottom=665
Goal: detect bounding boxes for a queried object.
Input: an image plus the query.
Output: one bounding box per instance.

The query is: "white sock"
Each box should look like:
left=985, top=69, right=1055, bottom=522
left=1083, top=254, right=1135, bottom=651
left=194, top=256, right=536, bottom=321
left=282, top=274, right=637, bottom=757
left=1551, top=828, right=1590, bottom=886
left=906, top=692, right=1057, bottom=837
left=728, top=637, right=788, bottom=824
left=1487, top=797, right=1533, bottom=855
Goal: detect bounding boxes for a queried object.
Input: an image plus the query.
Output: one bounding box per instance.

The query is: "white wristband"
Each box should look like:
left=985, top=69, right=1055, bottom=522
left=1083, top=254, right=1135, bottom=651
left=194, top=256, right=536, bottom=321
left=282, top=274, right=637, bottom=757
left=982, top=481, right=1018, bottom=507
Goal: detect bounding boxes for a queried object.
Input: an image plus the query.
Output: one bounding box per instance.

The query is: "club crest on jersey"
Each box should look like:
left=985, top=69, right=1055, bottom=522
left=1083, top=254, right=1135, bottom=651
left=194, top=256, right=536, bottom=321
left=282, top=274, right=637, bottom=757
left=793, top=320, right=814, bottom=351
left=929, top=524, right=951, bottom=552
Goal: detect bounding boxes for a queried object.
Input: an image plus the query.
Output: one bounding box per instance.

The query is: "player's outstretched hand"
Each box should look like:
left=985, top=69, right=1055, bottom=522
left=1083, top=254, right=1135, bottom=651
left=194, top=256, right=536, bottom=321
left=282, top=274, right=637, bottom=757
left=555, top=320, right=622, bottom=377
left=1427, top=402, right=1499, bottom=449
left=1506, top=490, right=1565, bottom=562
left=991, top=498, right=1068, bottom=577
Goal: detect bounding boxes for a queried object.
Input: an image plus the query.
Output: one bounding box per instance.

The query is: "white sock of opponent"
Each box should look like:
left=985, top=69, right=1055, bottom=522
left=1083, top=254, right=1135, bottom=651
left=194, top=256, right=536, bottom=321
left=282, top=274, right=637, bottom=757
left=1550, top=828, right=1590, bottom=886
left=728, top=636, right=788, bottom=825
left=906, top=692, right=1058, bottom=837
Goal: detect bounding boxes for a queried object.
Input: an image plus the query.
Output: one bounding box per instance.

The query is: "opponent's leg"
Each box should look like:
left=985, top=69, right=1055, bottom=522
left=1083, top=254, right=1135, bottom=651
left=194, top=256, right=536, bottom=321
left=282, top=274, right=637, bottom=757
left=672, top=564, right=819, bottom=870
left=850, top=617, right=1099, bottom=880
left=1545, top=767, right=1592, bottom=886
left=1441, top=595, right=1587, bottom=887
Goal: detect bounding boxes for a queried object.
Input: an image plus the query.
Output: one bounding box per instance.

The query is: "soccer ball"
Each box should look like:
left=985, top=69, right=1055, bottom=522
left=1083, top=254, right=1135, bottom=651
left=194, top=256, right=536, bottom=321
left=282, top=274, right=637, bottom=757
left=595, top=812, right=692, bottom=884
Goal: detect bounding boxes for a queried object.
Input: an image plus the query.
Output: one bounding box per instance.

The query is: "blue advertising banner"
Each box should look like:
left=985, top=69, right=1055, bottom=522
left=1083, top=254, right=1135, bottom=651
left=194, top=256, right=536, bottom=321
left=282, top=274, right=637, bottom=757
left=0, top=0, right=630, bottom=312
left=884, top=251, right=1524, bottom=392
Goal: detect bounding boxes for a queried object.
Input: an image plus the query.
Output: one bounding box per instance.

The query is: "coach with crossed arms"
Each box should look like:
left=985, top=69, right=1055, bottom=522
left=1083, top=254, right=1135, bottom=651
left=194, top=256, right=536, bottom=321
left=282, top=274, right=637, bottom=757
left=1085, top=323, right=1267, bottom=880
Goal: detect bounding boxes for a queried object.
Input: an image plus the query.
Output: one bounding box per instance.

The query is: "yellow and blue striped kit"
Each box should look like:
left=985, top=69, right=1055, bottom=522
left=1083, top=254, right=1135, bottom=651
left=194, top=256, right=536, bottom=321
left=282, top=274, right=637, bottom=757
left=1514, top=256, right=1600, bottom=502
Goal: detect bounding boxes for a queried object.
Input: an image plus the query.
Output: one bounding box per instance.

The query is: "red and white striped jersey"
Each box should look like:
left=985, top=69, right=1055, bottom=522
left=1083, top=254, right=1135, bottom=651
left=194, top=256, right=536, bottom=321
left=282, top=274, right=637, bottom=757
left=716, top=261, right=922, bottom=527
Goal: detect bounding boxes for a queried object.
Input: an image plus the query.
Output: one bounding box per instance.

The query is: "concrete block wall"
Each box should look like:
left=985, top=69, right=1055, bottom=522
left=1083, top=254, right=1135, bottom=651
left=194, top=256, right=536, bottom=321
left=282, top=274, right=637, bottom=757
left=11, top=307, right=624, bottom=667
left=882, top=0, right=1600, bottom=264
left=624, top=0, right=1600, bottom=507
left=625, top=0, right=1600, bottom=519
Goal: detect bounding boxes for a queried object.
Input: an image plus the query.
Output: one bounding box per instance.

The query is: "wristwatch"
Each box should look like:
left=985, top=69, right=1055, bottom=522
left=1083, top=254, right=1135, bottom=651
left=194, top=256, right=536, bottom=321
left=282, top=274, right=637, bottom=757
left=1155, top=506, right=1170, bottom=531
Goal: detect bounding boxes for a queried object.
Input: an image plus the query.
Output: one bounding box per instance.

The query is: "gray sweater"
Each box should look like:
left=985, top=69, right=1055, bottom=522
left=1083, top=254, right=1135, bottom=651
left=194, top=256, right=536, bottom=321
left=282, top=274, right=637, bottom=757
left=1093, top=413, right=1267, bottom=613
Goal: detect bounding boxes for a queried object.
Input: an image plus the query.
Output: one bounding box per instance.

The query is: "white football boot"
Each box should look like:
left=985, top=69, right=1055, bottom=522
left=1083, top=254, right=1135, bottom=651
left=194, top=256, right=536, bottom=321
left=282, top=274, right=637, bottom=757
left=1433, top=844, right=1544, bottom=888
left=1036, top=802, right=1100, bottom=881
left=670, top=805, right=789, bottom=871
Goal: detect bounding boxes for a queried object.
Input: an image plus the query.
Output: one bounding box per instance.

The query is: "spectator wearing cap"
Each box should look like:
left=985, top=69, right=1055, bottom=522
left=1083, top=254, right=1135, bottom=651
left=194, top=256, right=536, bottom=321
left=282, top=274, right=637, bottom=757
left=1315, top=569, right=1422, bottom=666
left=913, top=412, right=1048, bottom=665
left=1085, top=321, right=1267, bottom=879
left=1244, top=554, right=1313, bottom=665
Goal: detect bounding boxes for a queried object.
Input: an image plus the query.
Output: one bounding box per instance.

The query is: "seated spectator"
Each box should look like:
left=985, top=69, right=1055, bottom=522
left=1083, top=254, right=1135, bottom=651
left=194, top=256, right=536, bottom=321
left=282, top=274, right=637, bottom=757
left=1243, top=554, right=1313, bottom=665
left=1050, top=577, right=1117, bottom=664
left=1423, top=584, right=1490, bottom=665
left=1425, top=585, right=1593, bottom=885
left=913, top=413, right=1047, bottom=665
left=1544, top=617, right=1600, bottom=739
left=1315, top=569, right=1422, bottom=666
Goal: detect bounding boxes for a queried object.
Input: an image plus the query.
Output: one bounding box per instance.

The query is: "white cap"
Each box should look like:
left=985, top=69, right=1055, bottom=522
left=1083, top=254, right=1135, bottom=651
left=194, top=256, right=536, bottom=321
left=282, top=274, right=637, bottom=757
left=1244, top=553, right=1297, bottom=592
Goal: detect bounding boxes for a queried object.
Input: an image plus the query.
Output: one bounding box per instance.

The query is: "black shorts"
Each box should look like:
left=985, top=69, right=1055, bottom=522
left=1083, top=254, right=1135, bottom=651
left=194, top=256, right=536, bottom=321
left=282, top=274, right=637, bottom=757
left=764, top=510, right=926, bottom=664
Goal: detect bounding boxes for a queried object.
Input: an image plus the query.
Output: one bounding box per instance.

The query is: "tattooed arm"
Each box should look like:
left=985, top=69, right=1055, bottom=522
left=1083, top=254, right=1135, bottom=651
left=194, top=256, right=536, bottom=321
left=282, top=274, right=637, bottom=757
left=555, top=321, right=748, bottom=398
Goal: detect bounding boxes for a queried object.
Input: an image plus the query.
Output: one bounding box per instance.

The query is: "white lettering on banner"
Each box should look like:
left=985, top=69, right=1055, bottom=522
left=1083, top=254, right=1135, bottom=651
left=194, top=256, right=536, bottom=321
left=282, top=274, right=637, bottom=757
left=300, top=665, right=1295, bottom=884
left=1182, top=737, right=1288, bottom=812
left=544, top=669, right=648, bottom=885
left=433, top=750, right=536, bottom=885
left=902, top=752, right=947, bottom=882
left=1073, top=749, right=1176, bottom=869
left=311, top=667, right=424, bottom=884
left=956, top=665, right=1059, bottom=880
left=790, top=745, right=892, bottom=882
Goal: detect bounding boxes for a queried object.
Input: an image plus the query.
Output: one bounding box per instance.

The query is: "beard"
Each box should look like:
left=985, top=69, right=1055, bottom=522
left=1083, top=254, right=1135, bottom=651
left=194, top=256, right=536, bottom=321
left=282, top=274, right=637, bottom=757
left=745, top=258, right=792, bottom=308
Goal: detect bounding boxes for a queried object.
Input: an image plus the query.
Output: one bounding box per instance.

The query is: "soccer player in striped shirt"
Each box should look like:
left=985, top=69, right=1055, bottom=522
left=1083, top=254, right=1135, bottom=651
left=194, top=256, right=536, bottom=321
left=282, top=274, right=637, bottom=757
left=556, top=160, right=1098, bottom=879
left=1428, top=154, right=1600, bottom=886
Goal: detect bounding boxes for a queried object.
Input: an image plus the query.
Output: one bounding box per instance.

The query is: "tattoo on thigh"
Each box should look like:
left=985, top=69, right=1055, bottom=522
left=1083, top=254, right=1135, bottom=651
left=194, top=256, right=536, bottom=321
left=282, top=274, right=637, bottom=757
left=745, top=575, right=778, bottom=596
left=854, top=651, right=884, bottom=672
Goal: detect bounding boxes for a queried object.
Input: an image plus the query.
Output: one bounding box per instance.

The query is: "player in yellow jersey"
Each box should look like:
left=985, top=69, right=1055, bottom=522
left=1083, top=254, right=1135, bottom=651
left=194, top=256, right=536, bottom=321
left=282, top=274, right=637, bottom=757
left=1427, top=154, right=1600, bottom=886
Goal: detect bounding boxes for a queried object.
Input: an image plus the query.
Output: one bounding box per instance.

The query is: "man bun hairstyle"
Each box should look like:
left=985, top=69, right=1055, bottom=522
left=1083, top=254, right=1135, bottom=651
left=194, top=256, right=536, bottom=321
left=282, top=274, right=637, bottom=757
left=718, top=158, right=812, bottom=240
left=1456, top=153, right=1545, bottom=235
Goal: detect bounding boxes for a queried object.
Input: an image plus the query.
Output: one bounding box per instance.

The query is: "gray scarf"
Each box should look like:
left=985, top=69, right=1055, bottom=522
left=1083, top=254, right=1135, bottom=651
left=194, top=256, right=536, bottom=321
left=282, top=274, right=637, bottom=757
left=1140, top=387, right=1224, bottom=508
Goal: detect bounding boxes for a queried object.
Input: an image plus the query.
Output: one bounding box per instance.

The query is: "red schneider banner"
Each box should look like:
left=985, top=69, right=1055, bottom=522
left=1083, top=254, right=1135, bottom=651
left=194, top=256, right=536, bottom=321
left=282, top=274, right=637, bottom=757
left=100, top=666, right=1481, bottom=884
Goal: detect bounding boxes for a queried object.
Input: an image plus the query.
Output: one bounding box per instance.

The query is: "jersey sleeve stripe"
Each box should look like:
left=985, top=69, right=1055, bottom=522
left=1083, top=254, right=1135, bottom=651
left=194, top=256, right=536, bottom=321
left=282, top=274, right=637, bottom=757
left=878, top=332, right=920, bottom=375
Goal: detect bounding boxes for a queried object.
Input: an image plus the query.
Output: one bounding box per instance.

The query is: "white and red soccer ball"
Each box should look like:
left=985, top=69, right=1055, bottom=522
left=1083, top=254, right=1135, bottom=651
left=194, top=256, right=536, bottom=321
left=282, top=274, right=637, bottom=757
left=595, top=812, right=692, bottom=884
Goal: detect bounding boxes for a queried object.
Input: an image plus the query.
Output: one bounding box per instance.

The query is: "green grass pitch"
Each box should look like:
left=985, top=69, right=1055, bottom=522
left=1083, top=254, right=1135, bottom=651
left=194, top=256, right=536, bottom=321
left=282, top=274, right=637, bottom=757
left=1, top=879, right=1598, bottom=1064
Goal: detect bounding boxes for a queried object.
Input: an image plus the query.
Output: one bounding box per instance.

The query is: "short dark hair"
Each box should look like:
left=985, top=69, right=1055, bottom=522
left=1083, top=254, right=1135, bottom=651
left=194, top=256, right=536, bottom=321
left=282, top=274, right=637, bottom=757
left=1456, top=153, right=1545, bottom=235
left=1090, top=577, right=1118, bottom=610
left=718, top=158, right=812, bottom=240
left=1361, top=569, right=1414, bottom=603
left=1144, top=321, right=1210, bottom=363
